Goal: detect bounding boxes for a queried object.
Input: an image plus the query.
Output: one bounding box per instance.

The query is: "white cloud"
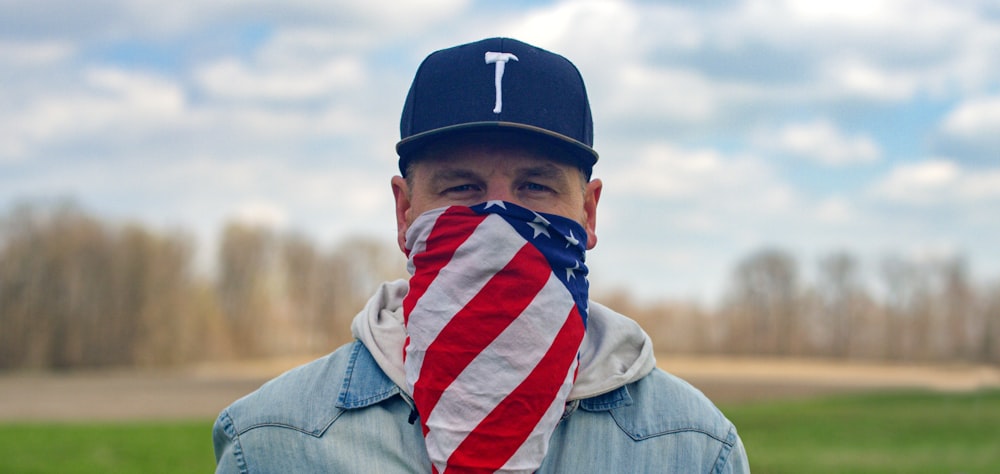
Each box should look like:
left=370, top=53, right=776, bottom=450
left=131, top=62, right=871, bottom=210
left=84, top=68, right=186, bottom=113
left=498, top=2, right=728, bottom=127
left=61, top=0, right=470, bottom=39
left=194, top=26, right=374, bottom=102
left=941, top=95, right=1000, bottom=145
left=606, top=66, right=719, bottom=123
left=506, top=0, right=642, bottom=56
left=281, top=0, right=469, bottom=32
left=605, top=142, right=795, bottom=214
left=608, top=144, right=736, bottom=198
left=710, top=0, right=1000, bottom=101
left=0, top=67, right=186, bottom=160
left=815, top=196, right=855, bottom=223
left=0, top=40, right=74, bottom=65
left=196, top=55, right=366, bottom=101
left=872, top=159, right=1000, bottom=204
left=234, top=199, right=288, bottom=229
left=874, top=159, right=959, bottom=203
left=774, top=0, right=971, bottom=32
left=502, top=0, right=1000, bottom=136
left=257, top=28, right=359, bottom=64
left=821, top=57, right=921, bottom=102
left=961, top=169, right=1000, bottom=200
left=779, top=0, right=902, bottom=23
left=763, top=119, right=881, bottom=166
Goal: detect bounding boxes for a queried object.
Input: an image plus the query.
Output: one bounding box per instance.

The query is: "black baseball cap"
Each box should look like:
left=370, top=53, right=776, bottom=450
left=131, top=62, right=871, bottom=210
left=396, top=37, right=599, bottom=177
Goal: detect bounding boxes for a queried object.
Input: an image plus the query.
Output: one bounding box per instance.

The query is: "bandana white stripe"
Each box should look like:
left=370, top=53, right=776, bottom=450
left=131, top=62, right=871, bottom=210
left=403, top=213, right=523, bottom=387
left=422, top=274, right=576, bottom=467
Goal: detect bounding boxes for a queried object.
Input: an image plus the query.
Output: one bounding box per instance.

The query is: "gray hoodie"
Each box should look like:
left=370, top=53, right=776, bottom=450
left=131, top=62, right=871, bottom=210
left=351, top=279, right=657, bottom=400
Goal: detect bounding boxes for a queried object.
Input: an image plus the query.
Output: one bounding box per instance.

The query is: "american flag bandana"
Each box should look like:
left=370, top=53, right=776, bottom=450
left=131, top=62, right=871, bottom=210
left=403, top=200, right=589, bottom=474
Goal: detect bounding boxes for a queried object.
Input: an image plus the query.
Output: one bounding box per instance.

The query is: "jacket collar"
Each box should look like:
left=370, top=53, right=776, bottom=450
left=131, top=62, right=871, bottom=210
left=336, top=341, right=403, bottom=409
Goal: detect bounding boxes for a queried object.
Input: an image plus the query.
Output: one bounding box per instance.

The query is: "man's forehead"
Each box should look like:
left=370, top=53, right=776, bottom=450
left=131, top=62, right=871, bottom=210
left=407, top=131, right=585, bottom=179
left=411, top=151, right=580, bottom=184
left=425, top=158, right=567, bottom=177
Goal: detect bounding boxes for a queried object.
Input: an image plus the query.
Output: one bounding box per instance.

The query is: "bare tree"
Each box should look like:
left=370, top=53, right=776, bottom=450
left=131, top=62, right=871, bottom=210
left=723, top=248, right=801, bottom=356
left=816, top=252, right=868, bottom=358
left=0, top=202, right=207, bottom=369
left=216, top=223, right=276, bottom=357
left=979, top=280, right=1000, bottom=364
left=323, top=236, right=407, bottom=346
left=939, top=257, right=975, bottom=361
left=879, top=256, right=913, bottom=360
left=280, top=232, right=326, bottom=352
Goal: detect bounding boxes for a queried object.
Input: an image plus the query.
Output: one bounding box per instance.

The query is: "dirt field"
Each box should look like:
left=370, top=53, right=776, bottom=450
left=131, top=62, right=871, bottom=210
left=1, top=354, right=998, bottom=422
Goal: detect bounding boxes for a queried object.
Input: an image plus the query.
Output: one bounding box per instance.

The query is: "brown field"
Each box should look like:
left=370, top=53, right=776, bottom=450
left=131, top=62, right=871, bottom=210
left=1, top=354, right=998, bottom=421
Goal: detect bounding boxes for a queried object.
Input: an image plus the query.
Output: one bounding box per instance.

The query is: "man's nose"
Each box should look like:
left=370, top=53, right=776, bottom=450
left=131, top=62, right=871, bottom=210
left=484, top=185, right=516, bottom=204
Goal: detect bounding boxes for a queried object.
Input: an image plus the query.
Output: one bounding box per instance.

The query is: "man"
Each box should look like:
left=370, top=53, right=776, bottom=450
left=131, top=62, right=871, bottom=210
left=214, top=37, right=749, bottom=473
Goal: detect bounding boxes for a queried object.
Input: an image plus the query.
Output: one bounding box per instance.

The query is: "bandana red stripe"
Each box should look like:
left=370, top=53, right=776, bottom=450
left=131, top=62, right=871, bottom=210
left=412, top=243, right=551, bottom=424
left=403, top=207, right=487, bottom=321
left=447, top=306, right=584, bottom=471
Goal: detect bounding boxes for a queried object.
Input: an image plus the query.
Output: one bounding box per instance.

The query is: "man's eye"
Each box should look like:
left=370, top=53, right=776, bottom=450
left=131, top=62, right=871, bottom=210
left=522, top=182, right=551, bottom=192
left=445, top=184, right=479, bottom=193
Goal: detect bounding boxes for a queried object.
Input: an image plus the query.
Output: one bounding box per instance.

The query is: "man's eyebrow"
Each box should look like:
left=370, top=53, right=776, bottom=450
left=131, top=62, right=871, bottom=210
left=428, top=168, right=482, bottom=188
left=517, top=163, right=567, bottom=180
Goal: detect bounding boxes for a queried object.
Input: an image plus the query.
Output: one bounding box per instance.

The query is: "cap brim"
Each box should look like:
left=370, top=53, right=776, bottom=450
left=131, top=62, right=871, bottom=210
left=396, top=121, right=598, bottom=174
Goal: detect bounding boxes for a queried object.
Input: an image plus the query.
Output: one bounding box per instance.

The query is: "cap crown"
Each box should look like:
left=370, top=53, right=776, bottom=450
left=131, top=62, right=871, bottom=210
left=397, top=38, right=597, bottom=175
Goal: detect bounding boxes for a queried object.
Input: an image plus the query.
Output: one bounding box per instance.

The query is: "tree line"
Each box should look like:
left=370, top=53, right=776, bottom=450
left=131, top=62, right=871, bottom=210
left=0, top=202, right=404, bottom=369
left=605, top=248, right=1000, bottom=364
left=1, top=202, right=998, bottom=369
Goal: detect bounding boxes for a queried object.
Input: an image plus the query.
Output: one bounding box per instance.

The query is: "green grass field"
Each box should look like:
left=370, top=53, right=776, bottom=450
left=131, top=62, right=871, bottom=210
left=0, top=420, right=214, bottom=473
left=722, top=389, right=1000, bottom=473
left=0, top=389, right=997, bottom=473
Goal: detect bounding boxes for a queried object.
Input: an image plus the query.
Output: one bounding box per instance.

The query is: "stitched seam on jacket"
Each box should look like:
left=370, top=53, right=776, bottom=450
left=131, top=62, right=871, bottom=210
left=711, top=426, right=739, bottom=474
left=609, top=410, right=735, bottom=444
left=220, top=410, right=250, bottom=474
left=336, top=341, right=363, bottom=407
left=237, top=415, right=344, bottom=439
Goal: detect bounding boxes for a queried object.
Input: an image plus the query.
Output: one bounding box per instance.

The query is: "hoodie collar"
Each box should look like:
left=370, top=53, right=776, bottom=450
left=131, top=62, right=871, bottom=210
left=350, top=280, right=656, bottom=401
left=335, top=340, right=634, bottom=412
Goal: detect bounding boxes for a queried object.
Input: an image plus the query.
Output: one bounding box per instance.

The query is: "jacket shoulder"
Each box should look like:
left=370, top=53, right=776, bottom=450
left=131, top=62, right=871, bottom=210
left=614, top=367, right=736, bottom=443
left=219, top=342, right=356, bottom=437
left=548, top=368, right=747, bottom=473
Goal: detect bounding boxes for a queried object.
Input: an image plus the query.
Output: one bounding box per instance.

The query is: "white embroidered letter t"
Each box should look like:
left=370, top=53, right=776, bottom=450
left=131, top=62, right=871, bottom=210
left=485, top=52, right=518, bottom=114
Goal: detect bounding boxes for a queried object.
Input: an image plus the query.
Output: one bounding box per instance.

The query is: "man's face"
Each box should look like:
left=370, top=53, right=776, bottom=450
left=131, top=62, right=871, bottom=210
left=391, top=136, right=602, bottom=254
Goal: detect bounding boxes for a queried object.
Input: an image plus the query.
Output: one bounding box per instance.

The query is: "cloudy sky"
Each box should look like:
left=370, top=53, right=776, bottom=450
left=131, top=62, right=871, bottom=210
left=2, top=0, right=998, bottom=302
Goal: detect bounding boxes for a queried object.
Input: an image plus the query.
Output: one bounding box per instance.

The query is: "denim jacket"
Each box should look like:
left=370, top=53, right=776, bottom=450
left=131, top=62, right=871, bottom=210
left=214, top=341, right=749, bottom=473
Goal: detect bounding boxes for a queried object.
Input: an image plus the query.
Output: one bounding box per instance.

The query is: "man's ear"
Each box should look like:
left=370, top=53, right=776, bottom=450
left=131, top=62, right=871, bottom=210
left=584, top=178, right=602, bottom=250
left=390, top=176, right=412, bottom=254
